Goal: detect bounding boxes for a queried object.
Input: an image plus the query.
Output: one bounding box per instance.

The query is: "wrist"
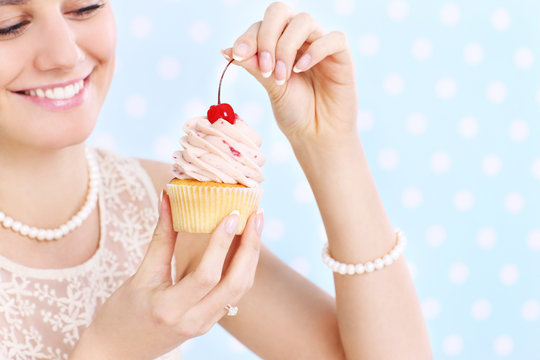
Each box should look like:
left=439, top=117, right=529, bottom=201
left=289, top=131, right=363, bottom=164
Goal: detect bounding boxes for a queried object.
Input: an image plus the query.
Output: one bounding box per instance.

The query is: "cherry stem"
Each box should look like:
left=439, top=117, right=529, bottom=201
left=218, top=59, right=235, bottom=105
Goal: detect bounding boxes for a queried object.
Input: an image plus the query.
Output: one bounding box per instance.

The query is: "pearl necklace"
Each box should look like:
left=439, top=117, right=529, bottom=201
left=0, top=148, right=100, bottom=241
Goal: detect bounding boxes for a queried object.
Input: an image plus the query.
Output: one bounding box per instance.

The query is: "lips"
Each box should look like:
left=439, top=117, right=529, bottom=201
left=12, top=74, right=92, bottom=111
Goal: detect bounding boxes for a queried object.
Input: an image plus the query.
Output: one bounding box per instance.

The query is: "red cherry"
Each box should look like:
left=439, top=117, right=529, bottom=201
left=207, top=103, right=236, bottom=124
left=207, top=59, right=238, bottom=125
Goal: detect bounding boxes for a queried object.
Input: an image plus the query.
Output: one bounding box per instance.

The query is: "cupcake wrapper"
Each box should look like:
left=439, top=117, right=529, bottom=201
left=166, top=183, right=264, bottom=234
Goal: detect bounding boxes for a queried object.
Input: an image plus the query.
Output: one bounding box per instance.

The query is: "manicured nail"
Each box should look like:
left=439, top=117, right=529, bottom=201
left=275, top=60, right=287, bottom=85
left=225, top=210, right=240, bottom=235
left=256, top=208, right=264, bottom=235
left=259, top=51, right=273, bottom=78
left=293, top=53, right=312, bottom=73
left=233, top=43, right=249, bottom=61
left=221, top=49, right=232, bottom=61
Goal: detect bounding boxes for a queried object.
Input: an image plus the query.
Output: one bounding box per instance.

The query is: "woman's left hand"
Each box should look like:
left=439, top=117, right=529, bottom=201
left=222, top=2, right=358, bottom=147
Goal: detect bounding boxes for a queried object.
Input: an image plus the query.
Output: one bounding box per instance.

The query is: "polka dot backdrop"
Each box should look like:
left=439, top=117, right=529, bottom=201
left=88, top=0, right=540, bottom=359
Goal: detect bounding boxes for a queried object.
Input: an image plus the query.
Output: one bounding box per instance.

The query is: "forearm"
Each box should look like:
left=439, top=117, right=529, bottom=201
left=291, top=133, right=432, bottom=359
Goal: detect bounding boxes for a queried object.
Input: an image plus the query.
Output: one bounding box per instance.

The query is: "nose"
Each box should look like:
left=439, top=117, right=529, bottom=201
left=33, top=15, right=85, bottom=72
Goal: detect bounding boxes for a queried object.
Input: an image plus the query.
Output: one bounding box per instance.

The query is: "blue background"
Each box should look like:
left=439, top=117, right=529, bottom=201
left=89, top=0, right=540, bottom=358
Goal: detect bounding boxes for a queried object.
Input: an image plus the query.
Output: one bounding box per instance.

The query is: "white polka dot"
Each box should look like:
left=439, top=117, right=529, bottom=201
left=318, top=223, right=328, bottom=244
left=440, top=3, right=461, bottom=26
left=522, top=300, right=540, bottom=321
left=240, top=102, right=264, bottom=125
left=412, top=38, right=433, bottom=60
left=494, top=335, right=514, bottom=356
left=514, top=47, right=534, bottom=69
left=269, top=141, right=293, bottom=165
left=402, top=188, right=423, bottom=209
left=183, top=98, right=206, bottom=119
left=436, top=77, right=457, bottom=99
left=477, top=227, right=497, bottom=249
left=334, top=0, right=356, bottom=16
left=358, top=110, right=375, bottom=131
left=500, top=264, right=519, bottom=285
left=527, top=229, right=540, bottom=251
left=459, top=116, right=479, bottom=138
left=532, top=158, right=540, bottom=180
left=189, top=21, right=212, bottom=43
left=426, top=225, right=447, bottom=247
left=180, top=339, right=194, bottom=351
left=492, top=9, right=511, bottom=31
left=294, top=181, right=315, bottom=204
left=383, top=73, right=404, bottom=95
left=454, top=190, right=474, bottom=212
left=406, top=113, right=427, bottom=135
left=130, top=16, right=153, bottom=38
left=378, top=148, right=399, bottom=171
left=90, top=132, right=117, bottom=151
left=264, top=218, right=285, bottom=241
left=125, top=94, right=148, bottom=118
left=443, top=334, right=464, bottom=356
left=157, top=56, right=181, bottom=80
left=449, top=262, right=469, bottom=284
left=509, top=120, right=529, bottom=142
left=422, top=298, right=441, bottom=319
left=464, top=43, right=485, bottom=65
left=358, top=34, right=380, bottom=55
left=290, top=257, right=311, bottom=276
left=482, top=154, right=502, bottom=176
left=487, top=82, right=507, bottom=104
left=431, top=151, right=451, bottom=174
left=228, top=337, right=247, bottom=353
left=504, top=192, right=524, bottom=214
left=152, top=136, right=176, bottom=160
left=388, top=0, right=409, bottom=21
left=471, top=299, right=492, bottom=320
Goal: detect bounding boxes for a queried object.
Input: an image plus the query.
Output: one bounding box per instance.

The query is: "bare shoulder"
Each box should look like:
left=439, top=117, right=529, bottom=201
left=137, top=158, right=173, bottom=194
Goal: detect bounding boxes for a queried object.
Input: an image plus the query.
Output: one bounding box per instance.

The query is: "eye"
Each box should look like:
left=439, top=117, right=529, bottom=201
left=70, top=3, right=106, bottom=18
left=0, top=20, right=30, bottom=39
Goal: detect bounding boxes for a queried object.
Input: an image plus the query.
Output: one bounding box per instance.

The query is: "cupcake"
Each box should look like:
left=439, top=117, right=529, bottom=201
left=166, top=60, right=264, bottom=234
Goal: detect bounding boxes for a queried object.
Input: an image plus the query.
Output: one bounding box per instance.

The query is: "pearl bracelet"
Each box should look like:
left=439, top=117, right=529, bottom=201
left=322, top=229, right=407, bottom=275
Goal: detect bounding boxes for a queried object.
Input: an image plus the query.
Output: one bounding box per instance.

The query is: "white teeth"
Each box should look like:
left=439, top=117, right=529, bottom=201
left=24, top=79, right=85, bottom=100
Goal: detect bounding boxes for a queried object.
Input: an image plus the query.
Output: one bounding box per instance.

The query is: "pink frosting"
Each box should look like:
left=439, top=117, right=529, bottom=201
left=172, top=116, right=265, bottom=187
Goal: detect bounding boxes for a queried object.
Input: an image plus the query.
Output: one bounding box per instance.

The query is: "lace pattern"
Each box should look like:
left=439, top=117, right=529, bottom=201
left=0, top=148, right=182, bottom=360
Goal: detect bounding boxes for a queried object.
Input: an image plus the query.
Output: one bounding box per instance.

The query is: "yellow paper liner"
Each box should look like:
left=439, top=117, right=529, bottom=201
left=166, top=182, right=263, bottom=234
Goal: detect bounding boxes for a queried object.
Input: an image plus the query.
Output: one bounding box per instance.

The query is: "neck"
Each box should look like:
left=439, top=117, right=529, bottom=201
left=0, top=143, right=89, bottom=228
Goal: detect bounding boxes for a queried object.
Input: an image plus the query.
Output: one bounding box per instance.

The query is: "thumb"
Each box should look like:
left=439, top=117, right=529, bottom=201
left=220, top=48, right=285, bottom=101
left=138, top=191, right=178, bottom=285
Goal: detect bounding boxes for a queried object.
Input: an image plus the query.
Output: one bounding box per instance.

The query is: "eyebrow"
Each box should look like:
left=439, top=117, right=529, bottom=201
left=0, top=0, right=29, bottom=5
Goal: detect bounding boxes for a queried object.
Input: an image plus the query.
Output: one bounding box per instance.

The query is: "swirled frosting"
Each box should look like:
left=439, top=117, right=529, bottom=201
left=171, top=116, right=265, bottom=187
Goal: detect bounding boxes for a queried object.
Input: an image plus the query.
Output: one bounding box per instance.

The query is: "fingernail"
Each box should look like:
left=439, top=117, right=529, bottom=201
left=259, top=51, right=273, bottom=78
left=274, top=60, right=287, bottom=85
left=233, top=43, right=249, bottom=61
left=293, top=53, right=312, bottom=73
left=225, top=210, right=240, bottom=235
left=256, top=208, right=264, bottom=235
left=221, top=49, right=232, bottom=61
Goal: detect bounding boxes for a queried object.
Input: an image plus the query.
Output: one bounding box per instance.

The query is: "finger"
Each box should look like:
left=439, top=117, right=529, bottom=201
left=257, top=2, right=295, bottom=78
left=162, top=210, right=240, bottom=312
left=292, top=30, right=350, bottom=74
left=184, top=209, right=264, bottom=329
left=232, top=21, right=261, bottom=62
left=137, top=191, right=178, bottom=285
left=274, top=12, right=324, bottom=85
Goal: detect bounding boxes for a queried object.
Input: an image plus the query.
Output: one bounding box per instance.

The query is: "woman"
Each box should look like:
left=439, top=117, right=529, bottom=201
left=0, top=0, right=432, bottom=358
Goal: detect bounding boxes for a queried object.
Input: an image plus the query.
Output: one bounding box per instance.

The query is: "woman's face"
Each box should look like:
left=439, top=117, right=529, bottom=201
left=0, top=0, right=116, bottom=151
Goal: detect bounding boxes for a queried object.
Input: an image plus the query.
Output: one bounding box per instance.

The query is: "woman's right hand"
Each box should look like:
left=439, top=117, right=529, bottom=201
left=70, top=192, right=264, bottom=360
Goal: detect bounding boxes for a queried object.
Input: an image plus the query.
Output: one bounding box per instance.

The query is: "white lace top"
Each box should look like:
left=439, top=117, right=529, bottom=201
left=0, top=148, right=182, bottom=360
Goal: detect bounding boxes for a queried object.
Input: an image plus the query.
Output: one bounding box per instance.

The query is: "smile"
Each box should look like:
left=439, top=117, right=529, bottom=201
left=20, top=79, right=85, bottom=100
left=13, top=74, right=91, bottom=111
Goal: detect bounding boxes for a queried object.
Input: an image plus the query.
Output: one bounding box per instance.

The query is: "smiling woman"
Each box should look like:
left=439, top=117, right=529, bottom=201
left=0, top=1, right=431, bottom=359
